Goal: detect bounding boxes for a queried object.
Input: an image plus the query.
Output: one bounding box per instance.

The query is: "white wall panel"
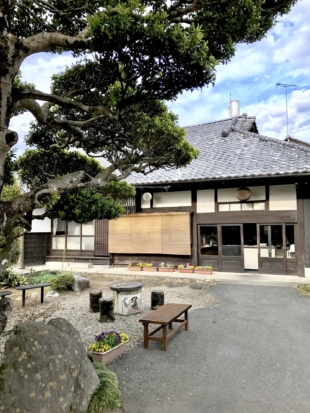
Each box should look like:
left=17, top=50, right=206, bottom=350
left=197, top=189, right=215, bottom=213
left=31, top=208, right=51, bottom=233
left=218, top=186, right=266, bottom=202
left=269, top=185, right=297, bottom=211
left=153, top=191, right=191, bottom=208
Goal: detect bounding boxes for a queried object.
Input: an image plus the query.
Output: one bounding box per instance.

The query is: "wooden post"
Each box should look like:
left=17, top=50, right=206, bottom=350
left=89, top=290, right=102, bottom=313
left=151, top=290, right=164, bottom=310
left=99, top=297, right=115, bottom=322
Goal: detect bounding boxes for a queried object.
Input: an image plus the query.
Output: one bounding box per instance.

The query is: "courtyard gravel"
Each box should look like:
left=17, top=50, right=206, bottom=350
left=0, top=273, right=219, bottom=359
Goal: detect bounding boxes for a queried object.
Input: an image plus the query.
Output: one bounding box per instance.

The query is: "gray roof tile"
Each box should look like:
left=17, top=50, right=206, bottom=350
left=127, top=116, right=310, bottom=185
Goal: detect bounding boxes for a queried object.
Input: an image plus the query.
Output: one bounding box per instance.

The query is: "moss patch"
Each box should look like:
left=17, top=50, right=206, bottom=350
left=88, top=363, right=121, bottom=413
left=297, top=284, right=310, bottom=296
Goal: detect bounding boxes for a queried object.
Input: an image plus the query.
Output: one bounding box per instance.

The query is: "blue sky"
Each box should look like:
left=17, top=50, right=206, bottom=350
left=10, top=0, right=310, bottom=155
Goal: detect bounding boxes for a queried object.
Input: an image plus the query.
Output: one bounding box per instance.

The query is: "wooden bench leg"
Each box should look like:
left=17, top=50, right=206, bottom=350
left=40, top=287, right=44, bottom=304
left=143, top=323, right=149, bottom=349
left=185, top=310, right=189, bottom=331
left=22, top=290, right=26, bottom=307
left=162, top=325, right=168, bottom=351
left=169, top=322, right=173, bottom=329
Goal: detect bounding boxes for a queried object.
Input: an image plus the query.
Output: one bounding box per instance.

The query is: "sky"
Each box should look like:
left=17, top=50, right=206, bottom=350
left=10, top=0, right=310, bottom=155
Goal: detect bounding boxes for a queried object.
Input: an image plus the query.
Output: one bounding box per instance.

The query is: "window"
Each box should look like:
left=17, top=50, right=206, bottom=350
left=200, top=226, right=218, bottom=256
left=218, top=202, right=265, bottom=211
left=52, top=220, right=95, bottom=251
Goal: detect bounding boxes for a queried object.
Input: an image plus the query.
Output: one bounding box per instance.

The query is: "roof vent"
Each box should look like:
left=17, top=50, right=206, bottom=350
left=229, top=100, right=240, bottom=117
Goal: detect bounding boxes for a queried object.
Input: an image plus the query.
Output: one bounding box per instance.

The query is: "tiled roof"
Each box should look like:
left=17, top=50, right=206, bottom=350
left=127, top=115, right=310, bottom=185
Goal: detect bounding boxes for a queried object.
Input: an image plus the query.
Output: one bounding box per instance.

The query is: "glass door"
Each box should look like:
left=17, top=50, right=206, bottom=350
left=219, top=225, right=244, bottom=273
left=258, top=224, right=296, bottom=274
left=198, top=225, right=219, bottom=270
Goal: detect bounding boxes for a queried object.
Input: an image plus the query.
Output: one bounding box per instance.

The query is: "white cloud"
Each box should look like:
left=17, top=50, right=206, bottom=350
left=20, top=53, right=76, bottom=93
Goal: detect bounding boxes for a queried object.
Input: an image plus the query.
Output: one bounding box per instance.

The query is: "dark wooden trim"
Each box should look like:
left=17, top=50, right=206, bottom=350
left=265, top=185, right=270, bottom=211
left=196, top=210, right=297, bottom=224
left=192, top=190, right=198, bottom=266
left=140, top=206, right=195, bottom=213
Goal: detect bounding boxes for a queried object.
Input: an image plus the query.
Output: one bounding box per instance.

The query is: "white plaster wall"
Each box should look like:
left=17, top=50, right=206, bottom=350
left=31, top=208, right=51, bottom=233
left=218, top=186, right=266, bottom=202
left=153, top=191, right=191, bottom=208
left=197, top=189, right=215, bottom=213
left=269, top=185, right=297, bottom=211
left=141, top=195, right=151, bottom=209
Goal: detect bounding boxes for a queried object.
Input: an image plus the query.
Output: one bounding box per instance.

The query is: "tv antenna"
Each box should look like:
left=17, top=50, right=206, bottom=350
left=276, top=82, right=297, bottom=137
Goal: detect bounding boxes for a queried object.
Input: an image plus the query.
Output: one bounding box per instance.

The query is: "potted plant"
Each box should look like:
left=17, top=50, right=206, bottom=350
left=195, top=265, right=213, bottom=275
left=143, top=262, right=158, bottom=272
left=89, top=331, right=129, bottom=364
left=158, top=262, right=175, bottom=272
left=128, top=262, right=143, bottom=271
left=178, top=263, right=195, bottom=273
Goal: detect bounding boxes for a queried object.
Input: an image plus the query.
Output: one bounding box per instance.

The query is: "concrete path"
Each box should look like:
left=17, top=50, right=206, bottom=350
left=109, top=284, right=310, bottom=413
left=13, top=264, right=310, bottom=287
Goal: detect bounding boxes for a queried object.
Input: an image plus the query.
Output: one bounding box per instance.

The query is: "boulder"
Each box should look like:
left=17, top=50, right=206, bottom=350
left=72, top=275, right=90, bottom=292
left=0, top=297, right=14, bottom=334
left=0, top=317, right=99, bottom=413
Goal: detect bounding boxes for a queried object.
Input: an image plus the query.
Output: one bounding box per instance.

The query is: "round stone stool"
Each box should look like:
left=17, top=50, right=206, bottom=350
left=110, top=282, right=142, bottom=315
left=151, top=290, right=164, bottom=310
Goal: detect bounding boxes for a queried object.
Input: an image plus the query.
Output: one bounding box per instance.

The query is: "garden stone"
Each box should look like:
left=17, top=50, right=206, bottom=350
left=0, top=317, right=99, bottom=413
left=0, top=297, right=13, bottom=333
left=46, top=290, right=59, bottom=297
left=72, top=274, right=90, bottom=292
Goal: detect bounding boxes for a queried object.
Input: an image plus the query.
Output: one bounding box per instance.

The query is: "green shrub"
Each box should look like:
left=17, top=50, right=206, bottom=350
left=0, top=268, right=27, bottom=289
left=29, top=272, right=58, bottom=285
left=87, top=363, right=121, bottom=413
left=49, top=273, right=75, bottom=292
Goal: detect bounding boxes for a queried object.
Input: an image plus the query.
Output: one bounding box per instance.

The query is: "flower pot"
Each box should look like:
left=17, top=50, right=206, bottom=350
left=90, top=342, right=128, bottom=365
left=195, top=270, right=212, bottom=275
left=128, top=266, right=142, bottom=271
left=158, top=268, right=174, bottom=272
left=178, top=269, right=194, bottom=273
left=143, top=267, right=158, bottom=272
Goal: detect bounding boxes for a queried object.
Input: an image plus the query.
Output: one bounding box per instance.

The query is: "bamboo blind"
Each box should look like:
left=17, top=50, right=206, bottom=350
left=108, top=212, right=191, bottom=255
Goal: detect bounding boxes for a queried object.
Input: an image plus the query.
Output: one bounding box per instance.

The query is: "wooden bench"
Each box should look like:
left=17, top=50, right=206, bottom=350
left=16, top=283, right=50, bottom=307
left=0, top=291, right=12, bottom=299
left=139, top=303, right=192, bottom=351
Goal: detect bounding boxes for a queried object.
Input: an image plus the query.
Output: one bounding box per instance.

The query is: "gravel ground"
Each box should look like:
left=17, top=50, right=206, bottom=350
left=0, top=273, right=219, bottom=359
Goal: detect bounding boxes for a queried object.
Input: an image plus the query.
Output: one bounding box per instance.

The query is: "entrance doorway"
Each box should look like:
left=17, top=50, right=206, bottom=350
left=198, top=224, right=244, bottom=273
left=258, top=224, right=296, bottom=274
left=198, top=223, right=297, bottom=275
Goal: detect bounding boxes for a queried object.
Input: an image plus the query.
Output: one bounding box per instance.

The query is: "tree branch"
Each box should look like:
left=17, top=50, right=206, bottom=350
left=21, top=28, right=90, bottom=59
left=17, top=89, right=118, bottom=121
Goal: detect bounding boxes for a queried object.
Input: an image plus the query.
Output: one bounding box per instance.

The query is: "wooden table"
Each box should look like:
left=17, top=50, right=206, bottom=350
left=16, top=283, right=50, bottom=307
left=139, top=303, right=192, bottom=351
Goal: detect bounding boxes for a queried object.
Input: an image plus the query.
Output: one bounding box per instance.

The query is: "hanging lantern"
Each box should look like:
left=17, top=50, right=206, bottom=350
left=236, top=187, right=252, bottom=202
left=142, top=192, right=152, bottom=202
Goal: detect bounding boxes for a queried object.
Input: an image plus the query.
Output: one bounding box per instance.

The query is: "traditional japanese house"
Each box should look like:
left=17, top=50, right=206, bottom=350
left=31, top=113, right=310, bottom=276
left=108, top=113, right=310, bottom=276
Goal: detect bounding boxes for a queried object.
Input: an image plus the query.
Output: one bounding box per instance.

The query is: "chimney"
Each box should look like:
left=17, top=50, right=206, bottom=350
left=229, top=100, right=240, bottom=117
